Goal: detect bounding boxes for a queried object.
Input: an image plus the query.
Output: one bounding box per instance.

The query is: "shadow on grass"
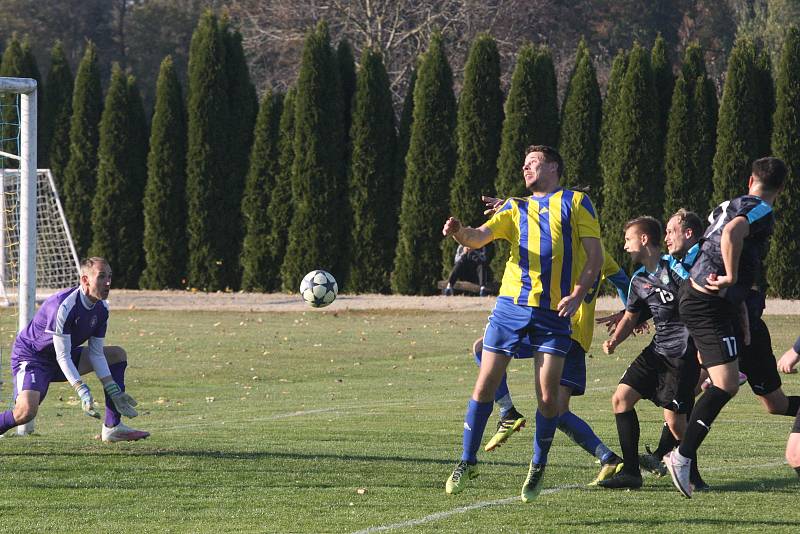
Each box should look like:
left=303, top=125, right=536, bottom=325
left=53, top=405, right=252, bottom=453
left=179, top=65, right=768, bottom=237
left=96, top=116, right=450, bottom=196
left=564, top=518, right=798, bottom=529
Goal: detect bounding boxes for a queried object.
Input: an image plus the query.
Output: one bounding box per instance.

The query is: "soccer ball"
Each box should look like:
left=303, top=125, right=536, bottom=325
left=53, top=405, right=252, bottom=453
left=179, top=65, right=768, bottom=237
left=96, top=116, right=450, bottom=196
left=299, top=270, right=338, bottom=308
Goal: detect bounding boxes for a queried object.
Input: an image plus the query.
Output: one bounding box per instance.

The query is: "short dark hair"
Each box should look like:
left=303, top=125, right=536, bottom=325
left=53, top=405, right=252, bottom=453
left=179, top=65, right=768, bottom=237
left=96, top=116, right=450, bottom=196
left=752, top=157, right=787, bottom=191
left=80, top=256, right=108, bottom=274
left=624, top=216, right=663, bottom=245
left=670, top=208, right=704, bottom=238
left=525, top=144, right=564, bottom=178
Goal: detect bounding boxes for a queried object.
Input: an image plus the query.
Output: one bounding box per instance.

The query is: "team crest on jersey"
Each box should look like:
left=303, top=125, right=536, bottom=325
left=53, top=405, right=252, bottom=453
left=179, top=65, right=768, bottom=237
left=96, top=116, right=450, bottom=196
left=661, top=273, right=670, bottom=285
left=90, top=315, right=98, bottom=328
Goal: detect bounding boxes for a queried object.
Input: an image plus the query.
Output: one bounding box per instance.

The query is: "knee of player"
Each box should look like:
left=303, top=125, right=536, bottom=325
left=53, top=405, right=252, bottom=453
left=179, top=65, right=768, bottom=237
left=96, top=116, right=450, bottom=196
left=13, top=403, right=38, bottom=424
left=611, top=392, right=628, bottom=413
left=786, top=444, right=800, bottom=468
left=105, top=345, right=128, bottom=364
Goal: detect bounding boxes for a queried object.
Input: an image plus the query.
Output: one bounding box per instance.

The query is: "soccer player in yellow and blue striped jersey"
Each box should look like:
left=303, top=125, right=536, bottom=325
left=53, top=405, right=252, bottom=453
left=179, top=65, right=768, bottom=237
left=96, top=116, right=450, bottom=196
left=443, top=145, right=603, bottom=502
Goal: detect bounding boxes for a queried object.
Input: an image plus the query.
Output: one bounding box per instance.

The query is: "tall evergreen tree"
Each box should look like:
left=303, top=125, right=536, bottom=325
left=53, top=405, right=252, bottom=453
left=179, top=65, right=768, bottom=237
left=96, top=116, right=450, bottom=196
left=559, top=38, right=602, bottom=199
left=444, top=34, right=503, bottom=274
left=348, top=48, right=398, bottom=293
left=754, top=48, right=775, bottom=158
left=220, top=18, right=258, bottom=290
left=265, top=88, right=296, bottom=291
left=337, top=39, right=357, bottom=150
left=0, top=35, right=42, bottom=167
left=280, top=22, right=345, bottom=291
left=20, top=38, right=43, bottom=166
left=90, top=66, right=148, bottom=288
left=42, top=41, right=73, bottom=182
left=602, top=43, right=660, bottom=266
left=599, top=49, right=628, bottom=214
left=391, top=33, right=457, bottom=295
left=240, top=91, right=284, bottom=292
left=767, top=27, right=800, bottom=298
left=395, top=66, right=417, bottom=207
left=140, top=56, right=188, bottom=289
left=186, top=11, right=229, bottom=290
left=651, top=34, right=674, bottom=137
left=712, top=37, right=770, bottom=207
left=533, top=47, right=560, bottom=148
left=663, top=44, right=717, bottom=217
left=62, top=41, right=102, bottom=259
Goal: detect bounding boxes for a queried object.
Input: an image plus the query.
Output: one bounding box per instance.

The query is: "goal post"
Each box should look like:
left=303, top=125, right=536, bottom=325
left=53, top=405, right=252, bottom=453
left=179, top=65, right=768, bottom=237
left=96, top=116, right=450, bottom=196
left=0, top=77, right=37, bottom=330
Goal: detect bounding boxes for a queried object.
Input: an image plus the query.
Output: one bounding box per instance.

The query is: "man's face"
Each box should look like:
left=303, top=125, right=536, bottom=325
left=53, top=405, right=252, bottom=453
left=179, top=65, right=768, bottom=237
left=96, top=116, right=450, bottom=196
left=665, top=216, right=689, bottom=257
left=82, top=261, right=112, bottom=302
left=522, top=151, right=557, bottom=191
left=623, top=227, right=646, bottom=263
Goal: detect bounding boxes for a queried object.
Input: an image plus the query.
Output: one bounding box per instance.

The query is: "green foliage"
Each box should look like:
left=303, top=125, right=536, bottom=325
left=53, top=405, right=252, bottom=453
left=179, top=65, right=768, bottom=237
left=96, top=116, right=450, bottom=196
left=265, top=88, right=296, bottom=292
left=337, top=39, right=356, bottom=152
left=395, top=66, right=417, bottom=206
left=767, top=27, right=800, bottom=298
left=348, top=49, right=398, bottom=293
left=62, top=41, right=102, bottom=259
left=712, top=37, right=772, bottom=207
left=240, top=91, right=284, bottom=292
left=220, top=17, right=258, bottom=291
left=42, top=41, right=73, bottom=183
left=650, top=34, right=674, bottom=136
left=140, top=56, right=187, bottom=290
left=185, top=11, right=229, bottom=291
left=559, top=39, right=602, bottom=199
left=599, top=49, right=628, bottom=213
left=663, top=44, right=717, bottom=217
left=601, top=43, right=660, bottom=268
left=280, top=22, right=346, bottom=291
left=392, top=33, right=457, bottom=295
left=444, top=34, right=503, bottom=275
left=90, top=66, right=148, bottom=288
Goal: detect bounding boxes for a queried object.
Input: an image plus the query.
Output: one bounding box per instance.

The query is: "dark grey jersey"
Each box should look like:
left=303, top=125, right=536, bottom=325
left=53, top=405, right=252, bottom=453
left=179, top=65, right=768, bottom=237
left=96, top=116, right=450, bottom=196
left=690, top=195, right=774, bottom=290
left=626, top=255, right=692, bottom=358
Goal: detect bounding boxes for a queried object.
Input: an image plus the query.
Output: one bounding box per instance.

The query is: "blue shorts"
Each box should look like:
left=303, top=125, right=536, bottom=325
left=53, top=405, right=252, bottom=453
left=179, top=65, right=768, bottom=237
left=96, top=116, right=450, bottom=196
left=483, top=297, right=572, bottom=357
left=515, top=339, right=586, bottom=395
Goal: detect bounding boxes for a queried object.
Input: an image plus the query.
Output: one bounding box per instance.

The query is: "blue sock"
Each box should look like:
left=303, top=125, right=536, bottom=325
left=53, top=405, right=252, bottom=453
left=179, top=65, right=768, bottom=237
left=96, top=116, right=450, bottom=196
left=104, top=361, right=127, bottom=428
left=473, top=349, right=510, bottom=409
left=557, top=411, right=613, bottom=462
left=533, top=410, right=559, bottom=465
left=461, top=399, right=493, bottom=463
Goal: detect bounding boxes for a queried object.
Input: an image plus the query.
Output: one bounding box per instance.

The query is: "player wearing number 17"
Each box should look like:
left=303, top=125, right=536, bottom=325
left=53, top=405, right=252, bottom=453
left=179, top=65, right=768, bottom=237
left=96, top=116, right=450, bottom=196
left=666, top=157, right=788, bottom=498
left=0, top=257, right=149, bottom=442
left=442, top=145, right=603, bottom=502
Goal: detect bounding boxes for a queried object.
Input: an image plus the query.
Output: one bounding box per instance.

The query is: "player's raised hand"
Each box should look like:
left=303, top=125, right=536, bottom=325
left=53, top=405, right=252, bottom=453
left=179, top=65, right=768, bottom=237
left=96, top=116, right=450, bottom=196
left=104, top=382, right=139, bottom=418
left=481, top=195, right=503, bottom=216
left=75, top=383, right=101, bottom=419
left=442, top=217, right=462, bottom=237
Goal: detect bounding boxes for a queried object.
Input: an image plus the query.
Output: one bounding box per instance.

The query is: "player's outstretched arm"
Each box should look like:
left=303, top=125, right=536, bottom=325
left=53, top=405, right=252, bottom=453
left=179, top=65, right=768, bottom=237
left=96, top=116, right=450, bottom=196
left=442, top=217, right=494, bottom=249
left=602, top=310, right=640, bottom=355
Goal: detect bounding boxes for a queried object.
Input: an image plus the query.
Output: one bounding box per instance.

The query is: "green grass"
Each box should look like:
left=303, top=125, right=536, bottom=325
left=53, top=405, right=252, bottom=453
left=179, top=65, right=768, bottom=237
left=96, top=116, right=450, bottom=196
left=0, top=309, right=798, bottom=533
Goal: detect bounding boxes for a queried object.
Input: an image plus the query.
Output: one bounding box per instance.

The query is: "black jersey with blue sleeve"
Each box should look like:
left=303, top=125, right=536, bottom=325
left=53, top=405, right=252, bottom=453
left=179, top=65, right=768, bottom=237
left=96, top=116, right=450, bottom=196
left=626, top=255, right=691, bottom=358
left=690, top=195, right=774, bottom=289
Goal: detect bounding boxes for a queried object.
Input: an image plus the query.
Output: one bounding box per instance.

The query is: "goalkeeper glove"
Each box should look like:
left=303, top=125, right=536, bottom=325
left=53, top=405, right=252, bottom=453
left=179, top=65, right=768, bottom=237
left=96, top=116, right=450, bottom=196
left=75, top=383, right=101, bottom=419
left=104, top=382, right=139, bottom=418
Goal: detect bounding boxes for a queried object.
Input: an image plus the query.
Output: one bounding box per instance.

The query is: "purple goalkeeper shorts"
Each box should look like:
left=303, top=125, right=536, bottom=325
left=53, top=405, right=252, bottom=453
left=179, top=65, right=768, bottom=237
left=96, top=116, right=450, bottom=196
left=11, top=347, right=83, bottom=403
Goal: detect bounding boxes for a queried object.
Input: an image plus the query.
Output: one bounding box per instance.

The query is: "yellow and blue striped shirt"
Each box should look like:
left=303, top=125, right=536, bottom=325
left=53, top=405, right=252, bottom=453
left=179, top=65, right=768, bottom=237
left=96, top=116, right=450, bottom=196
left=485, top=188, right=601, bottom=311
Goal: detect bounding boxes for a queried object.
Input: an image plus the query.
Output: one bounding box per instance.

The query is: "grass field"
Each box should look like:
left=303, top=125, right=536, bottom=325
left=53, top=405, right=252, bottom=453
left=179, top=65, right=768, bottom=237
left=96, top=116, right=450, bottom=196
left=0, top=307, right=798, bottom=533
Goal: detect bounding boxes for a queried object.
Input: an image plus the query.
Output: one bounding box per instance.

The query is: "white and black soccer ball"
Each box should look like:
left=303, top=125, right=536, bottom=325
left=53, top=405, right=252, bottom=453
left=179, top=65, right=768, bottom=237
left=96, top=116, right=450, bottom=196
left=299, top=270, right=338, bottom=308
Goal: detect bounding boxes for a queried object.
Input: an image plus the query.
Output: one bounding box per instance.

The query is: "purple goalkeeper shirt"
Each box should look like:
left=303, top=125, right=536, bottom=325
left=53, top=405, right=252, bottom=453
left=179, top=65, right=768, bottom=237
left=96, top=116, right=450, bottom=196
left=12, top=286, right=109, bottom=363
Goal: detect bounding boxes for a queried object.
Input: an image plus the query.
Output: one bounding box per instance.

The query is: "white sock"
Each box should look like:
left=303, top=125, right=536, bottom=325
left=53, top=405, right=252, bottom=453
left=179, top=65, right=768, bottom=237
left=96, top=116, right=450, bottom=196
left=496, top=393, right=514, bottom=416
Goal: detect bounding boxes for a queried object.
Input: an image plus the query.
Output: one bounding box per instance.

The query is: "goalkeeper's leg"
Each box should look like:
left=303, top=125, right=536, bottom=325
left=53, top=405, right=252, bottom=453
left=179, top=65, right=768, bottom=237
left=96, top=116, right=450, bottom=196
left=104, top=359, right=129, bottom=428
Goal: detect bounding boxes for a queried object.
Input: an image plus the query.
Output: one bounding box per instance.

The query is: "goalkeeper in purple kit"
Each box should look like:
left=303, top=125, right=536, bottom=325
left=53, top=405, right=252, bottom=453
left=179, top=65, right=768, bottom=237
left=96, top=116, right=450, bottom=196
left=1, top=257, right=149, bottom=442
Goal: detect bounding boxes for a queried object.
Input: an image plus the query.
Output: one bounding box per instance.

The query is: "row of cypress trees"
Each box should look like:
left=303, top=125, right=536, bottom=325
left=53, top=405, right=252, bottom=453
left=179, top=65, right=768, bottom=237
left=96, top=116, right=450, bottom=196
left=3, top=23, right=800, bottom=297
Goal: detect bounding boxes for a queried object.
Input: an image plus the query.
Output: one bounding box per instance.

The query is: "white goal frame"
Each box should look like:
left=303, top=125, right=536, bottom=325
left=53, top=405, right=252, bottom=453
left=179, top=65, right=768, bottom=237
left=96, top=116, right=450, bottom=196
left=0, top=77, right=37, bottom=331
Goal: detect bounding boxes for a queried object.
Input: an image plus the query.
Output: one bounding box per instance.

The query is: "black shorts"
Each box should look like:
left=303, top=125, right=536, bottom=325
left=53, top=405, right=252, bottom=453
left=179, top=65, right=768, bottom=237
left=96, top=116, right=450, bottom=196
left=793, top=409, right=800, bottom=434
left=679, top=283, right=738, bottom=367
left=737, top=318, right=782, bottom=396
left=620, top=342, right=700, bottom=413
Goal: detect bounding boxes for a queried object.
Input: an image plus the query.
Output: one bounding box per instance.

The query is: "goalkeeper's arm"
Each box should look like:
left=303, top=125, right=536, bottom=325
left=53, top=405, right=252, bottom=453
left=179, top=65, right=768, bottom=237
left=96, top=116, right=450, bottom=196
left=53, top=333, right=100, bottom=418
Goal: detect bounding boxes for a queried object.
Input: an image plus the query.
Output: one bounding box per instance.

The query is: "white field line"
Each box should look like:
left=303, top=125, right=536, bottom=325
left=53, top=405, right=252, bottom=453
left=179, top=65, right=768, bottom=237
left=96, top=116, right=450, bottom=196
left=350, top=460, right=789, bottom=534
